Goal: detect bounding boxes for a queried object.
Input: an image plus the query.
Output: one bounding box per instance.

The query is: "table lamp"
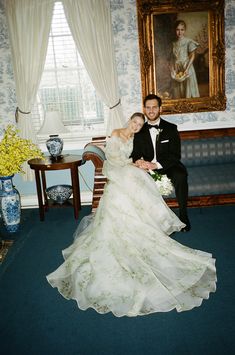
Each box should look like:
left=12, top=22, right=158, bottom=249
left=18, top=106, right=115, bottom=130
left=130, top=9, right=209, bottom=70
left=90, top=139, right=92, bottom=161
left=38, top=111, right=69, bottom=159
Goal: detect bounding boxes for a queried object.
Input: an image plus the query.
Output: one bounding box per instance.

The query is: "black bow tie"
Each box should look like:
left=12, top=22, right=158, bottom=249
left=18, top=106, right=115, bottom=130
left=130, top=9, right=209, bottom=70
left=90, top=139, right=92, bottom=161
left=148, top=124, right=159, bottom=129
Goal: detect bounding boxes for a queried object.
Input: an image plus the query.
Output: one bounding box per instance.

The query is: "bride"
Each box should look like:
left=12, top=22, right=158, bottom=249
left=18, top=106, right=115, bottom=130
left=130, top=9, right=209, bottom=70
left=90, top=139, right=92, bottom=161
left=46, top=112, right=216, bottom=317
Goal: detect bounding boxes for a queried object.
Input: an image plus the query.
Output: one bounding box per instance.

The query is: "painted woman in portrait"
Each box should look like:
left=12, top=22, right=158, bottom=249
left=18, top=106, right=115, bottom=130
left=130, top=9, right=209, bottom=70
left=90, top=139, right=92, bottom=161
left=171, top=20, right=200, bottom=99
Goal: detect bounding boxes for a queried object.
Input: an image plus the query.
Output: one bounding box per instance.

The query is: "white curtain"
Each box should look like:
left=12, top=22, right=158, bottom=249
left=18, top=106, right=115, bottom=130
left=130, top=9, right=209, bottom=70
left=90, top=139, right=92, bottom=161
left=5, top=0, right=54, bottom=180
left=62, top=0, right=125, bottom=135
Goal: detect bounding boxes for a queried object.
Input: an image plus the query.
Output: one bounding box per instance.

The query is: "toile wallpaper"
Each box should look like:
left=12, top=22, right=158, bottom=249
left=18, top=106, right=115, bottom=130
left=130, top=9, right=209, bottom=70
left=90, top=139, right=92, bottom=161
left=0, top=0, right=235, bottom=135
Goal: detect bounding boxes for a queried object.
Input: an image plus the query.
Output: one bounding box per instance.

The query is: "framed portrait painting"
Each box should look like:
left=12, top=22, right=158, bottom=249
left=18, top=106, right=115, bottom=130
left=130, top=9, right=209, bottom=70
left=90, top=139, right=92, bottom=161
left=137, top=0, right=226, bottom=114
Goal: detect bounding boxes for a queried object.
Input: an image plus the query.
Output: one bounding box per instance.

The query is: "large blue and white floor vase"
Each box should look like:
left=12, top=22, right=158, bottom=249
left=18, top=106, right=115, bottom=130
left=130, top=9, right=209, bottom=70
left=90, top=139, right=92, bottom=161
left=0, top=175, right=21, bottom=233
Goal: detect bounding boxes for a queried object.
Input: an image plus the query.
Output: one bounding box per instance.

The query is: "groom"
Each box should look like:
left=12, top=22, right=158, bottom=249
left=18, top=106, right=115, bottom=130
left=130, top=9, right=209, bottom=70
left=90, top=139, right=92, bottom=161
left=131, top=93, right=191, bottom=232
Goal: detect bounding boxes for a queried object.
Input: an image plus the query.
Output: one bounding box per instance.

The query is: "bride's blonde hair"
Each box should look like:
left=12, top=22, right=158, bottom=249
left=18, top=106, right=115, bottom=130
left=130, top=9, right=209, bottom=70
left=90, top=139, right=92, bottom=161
left=130, top=112, right=145, bottom=121
left=123, top=112, right=145, bottom=128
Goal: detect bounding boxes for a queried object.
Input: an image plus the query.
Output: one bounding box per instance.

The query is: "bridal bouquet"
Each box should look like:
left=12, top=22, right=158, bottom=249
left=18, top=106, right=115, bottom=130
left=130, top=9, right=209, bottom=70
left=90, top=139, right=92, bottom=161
left=149, top=169, right=173, bottom=196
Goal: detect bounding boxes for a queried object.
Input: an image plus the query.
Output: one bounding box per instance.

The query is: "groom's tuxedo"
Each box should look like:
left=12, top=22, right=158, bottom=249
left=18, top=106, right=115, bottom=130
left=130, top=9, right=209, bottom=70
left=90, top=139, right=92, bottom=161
left=131, top=118, right=189, bottom=225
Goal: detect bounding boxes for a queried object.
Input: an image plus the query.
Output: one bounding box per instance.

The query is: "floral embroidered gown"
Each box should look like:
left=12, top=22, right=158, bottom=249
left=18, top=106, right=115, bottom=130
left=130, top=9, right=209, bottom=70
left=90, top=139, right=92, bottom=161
left=46, top=136, right=216, bottom=317
left=172, top=37, right=199, bottom=99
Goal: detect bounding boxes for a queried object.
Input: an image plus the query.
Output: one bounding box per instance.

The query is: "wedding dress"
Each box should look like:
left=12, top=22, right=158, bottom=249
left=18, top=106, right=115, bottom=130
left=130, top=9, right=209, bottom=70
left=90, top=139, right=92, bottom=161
left=46, top=136, right=216, bottom=317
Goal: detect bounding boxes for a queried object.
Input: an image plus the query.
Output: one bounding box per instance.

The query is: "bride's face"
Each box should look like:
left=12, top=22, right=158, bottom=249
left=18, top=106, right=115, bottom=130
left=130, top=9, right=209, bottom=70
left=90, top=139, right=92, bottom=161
left=129, top=116, right=144, bottom=133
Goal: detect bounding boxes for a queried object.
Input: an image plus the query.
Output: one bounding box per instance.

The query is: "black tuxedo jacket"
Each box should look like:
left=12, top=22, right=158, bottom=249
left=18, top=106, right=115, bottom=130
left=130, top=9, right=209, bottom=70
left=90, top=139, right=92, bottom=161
left=131, top=118, right=185, bottom=173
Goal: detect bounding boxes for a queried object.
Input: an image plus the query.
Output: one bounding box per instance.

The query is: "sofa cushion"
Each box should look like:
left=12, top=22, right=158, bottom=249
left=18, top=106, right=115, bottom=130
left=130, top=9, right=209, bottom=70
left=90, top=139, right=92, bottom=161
left=181, top=137, right=235, bottom=167
left=188, top=163, right=235, bottom=195
left=167, top=163, right=235, bottom=198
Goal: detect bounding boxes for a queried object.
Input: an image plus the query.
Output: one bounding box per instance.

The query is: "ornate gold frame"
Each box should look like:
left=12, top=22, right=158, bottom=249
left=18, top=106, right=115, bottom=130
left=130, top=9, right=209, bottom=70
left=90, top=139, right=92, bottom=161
left=137, top=0, right=226, bottom=114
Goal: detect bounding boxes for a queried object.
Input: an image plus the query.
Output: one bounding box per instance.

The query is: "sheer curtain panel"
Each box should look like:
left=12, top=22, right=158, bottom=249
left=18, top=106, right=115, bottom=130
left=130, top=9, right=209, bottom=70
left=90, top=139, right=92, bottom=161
left=5, top=0, right=54, bottom=180
left=62, top=0, right=125, bottom=136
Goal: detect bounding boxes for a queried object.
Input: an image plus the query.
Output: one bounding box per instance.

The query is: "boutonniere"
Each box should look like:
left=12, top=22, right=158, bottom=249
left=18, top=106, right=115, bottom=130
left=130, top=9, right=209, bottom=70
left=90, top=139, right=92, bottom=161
left=156, top=128, right=163, bottom=142
left=156, top=128, right=163, bottom=136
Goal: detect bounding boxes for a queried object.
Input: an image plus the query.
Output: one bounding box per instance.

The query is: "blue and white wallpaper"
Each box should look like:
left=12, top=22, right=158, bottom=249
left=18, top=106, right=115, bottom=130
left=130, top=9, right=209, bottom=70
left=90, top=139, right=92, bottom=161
left=0, top=0, right=16, bottom=133
left=0, top=0, right=235, bottom=134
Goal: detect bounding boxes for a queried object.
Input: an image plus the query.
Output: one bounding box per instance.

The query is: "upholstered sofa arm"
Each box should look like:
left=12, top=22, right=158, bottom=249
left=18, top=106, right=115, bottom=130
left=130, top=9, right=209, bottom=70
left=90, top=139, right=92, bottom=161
left=82, top=143, right=106, bottom=167
left=82, top=141, right=107, bottom=211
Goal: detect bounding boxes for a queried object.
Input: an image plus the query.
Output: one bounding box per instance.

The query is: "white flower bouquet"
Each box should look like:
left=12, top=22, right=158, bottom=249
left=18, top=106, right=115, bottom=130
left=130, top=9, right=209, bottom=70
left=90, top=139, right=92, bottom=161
left=149, top=169, right=173, bottom=196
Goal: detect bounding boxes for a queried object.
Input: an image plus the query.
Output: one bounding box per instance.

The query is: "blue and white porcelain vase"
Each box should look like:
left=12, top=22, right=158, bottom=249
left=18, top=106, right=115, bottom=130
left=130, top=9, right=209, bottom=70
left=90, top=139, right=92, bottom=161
left=46, top=134, right=63, bottom=159
left=0, top=175, right=21, bottom=233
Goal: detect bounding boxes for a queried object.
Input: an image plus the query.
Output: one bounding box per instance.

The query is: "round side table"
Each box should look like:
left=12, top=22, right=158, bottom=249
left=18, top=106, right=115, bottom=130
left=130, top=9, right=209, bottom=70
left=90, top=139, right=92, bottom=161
left=28, top=154, right=83, bottom=221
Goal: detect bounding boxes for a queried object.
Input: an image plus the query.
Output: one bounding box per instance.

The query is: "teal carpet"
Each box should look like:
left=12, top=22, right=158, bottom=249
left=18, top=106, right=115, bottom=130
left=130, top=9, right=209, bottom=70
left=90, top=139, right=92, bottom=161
left=0, top=205, right=235, bottom=355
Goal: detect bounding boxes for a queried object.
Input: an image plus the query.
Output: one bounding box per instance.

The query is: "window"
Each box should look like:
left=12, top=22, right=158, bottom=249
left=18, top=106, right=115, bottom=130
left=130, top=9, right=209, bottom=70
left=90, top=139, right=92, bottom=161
left=32, top=1, right=106, bottom=145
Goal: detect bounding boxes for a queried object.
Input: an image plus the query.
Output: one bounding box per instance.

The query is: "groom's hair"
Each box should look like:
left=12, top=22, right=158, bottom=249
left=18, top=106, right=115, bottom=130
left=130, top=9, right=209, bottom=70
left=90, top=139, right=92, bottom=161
left=144, top=94, right=162, bottom=108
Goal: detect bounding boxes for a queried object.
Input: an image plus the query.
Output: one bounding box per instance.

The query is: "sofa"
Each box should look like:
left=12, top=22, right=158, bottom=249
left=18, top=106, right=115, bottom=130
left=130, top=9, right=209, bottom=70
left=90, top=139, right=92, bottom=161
left=82, top=127, right=235, bottom=211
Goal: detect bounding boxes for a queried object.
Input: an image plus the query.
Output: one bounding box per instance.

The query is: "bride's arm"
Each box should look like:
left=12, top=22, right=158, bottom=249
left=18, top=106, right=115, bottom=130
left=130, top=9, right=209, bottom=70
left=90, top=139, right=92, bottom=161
left=105, top=136, right=132, bottom=167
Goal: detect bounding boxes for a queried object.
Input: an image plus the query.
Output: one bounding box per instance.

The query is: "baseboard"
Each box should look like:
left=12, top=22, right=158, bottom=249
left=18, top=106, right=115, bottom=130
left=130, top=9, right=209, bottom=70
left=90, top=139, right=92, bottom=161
left=20, top=191, right=93, bottom=209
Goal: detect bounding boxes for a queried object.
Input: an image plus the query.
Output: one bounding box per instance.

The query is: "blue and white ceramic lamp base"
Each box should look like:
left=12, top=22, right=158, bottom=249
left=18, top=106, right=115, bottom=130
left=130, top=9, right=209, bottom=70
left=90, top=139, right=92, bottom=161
left=46, top=135, right=63, bottom=158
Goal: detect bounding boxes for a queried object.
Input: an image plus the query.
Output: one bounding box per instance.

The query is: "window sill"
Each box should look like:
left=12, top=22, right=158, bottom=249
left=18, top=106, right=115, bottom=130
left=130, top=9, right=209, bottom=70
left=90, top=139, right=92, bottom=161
left=38, top=128, right=106, bottom=151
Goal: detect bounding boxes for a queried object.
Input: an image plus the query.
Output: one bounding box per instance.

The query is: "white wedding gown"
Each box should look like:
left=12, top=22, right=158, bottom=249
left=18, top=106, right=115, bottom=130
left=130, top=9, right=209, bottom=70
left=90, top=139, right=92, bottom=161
left=47, top=136, right=216, bottom=317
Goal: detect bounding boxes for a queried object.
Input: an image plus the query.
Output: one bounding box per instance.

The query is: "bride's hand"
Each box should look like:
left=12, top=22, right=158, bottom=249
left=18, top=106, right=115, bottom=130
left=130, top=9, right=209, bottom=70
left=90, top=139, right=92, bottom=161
left=134, top=159, right=142, bottom=167
left=134, top=159, right=150, bottom=170
left=146, top=162, right=158, bottom=170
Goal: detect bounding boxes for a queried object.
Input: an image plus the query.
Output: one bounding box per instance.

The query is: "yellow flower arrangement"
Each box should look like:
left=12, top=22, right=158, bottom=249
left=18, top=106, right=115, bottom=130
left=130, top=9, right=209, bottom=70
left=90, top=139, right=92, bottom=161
left=0, top=125, right=44, bottom=176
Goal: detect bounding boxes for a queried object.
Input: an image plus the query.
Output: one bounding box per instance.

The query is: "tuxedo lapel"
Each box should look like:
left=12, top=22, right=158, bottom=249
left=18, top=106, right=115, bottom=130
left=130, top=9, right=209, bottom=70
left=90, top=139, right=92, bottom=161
left=155, top=122, right=163, bottom=159
left=158, top=119, right=169, bottom=134
left=143, top=123, right=155, bottom=159
left=144, top=122, right=154, bottom=145
left=145, top=123, right=158, bottom=161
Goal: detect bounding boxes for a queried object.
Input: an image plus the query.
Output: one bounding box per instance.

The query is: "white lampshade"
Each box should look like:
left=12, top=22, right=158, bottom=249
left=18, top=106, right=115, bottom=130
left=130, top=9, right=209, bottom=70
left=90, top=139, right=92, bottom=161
left=38, top=111, right=69, bottom=135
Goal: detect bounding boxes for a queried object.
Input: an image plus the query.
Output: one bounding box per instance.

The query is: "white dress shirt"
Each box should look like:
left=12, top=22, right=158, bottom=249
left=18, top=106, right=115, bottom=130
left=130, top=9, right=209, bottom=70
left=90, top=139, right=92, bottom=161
left=148, top=119, right=163, bottom=169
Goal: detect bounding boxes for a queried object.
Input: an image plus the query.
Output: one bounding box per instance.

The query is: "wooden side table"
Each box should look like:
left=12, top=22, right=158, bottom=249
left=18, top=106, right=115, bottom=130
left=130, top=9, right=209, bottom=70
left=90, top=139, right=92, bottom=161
left=28, top=154, right=83, bottom=221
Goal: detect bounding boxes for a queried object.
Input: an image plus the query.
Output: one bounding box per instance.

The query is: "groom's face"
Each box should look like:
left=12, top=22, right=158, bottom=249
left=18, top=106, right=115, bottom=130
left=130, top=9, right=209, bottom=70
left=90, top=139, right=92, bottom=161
left=144, top=99, right=162, bottom=122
